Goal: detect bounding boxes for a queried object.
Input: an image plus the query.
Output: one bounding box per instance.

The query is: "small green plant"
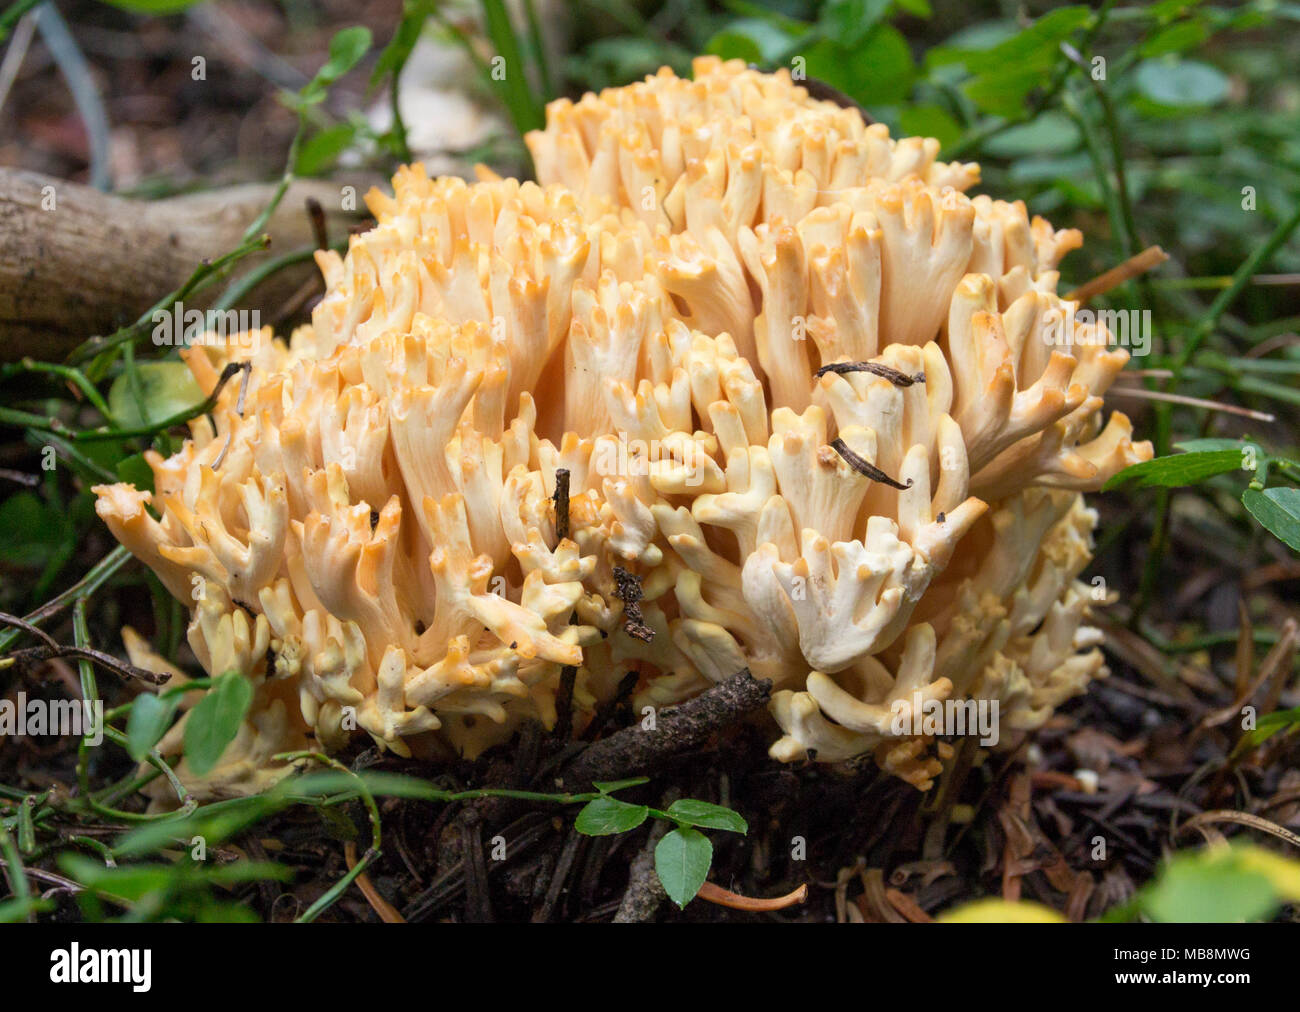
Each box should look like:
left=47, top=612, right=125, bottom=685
left=1108, top=437, right=1300, bottom=551
left=573, top=785, right=748, bottom=907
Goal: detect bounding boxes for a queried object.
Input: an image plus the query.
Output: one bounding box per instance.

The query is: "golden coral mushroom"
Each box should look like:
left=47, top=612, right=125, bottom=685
left=94, top=60, right=1150, bottom=799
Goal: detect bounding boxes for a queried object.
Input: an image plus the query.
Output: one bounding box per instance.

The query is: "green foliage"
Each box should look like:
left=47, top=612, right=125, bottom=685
left=299, top=26, right=373, bottom=108
left=1106, top=845, right=1300, bottom=923
left=125, top=693, right=182, bottom=763
left=1104, top=448, right=1249, bottom=490
left=182, top=672, right=254, bottom=776
left=58, top=853, right=292, bottom=922
left=1109, top=438, right=1300, bottom=552
left=655, top=826, right=712, bottom=909
left=97, top=0, right=202, bottom=13
left=1241, top=487, right=1300, bottom=552
left=1236, top=706, right=1300, bottom=753
left=663, top=798, right=748, bottom=834
left=572, top=783, right=748, bottom=906
left=0, top=491, right=71, bottom=568
left=107, top=361, right=204, bottom=429
left=574, top=796, right=650, bottom=835
left=1134, top=57, right=1230, bottom=108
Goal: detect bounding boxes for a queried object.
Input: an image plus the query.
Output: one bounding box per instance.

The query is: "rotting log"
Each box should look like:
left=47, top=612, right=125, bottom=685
left=0, top=168, right=374, bottom=361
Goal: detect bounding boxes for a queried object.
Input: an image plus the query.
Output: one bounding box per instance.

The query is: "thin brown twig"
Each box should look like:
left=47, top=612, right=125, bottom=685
left=1106, top=386, right=1275, bottom=423
left=344, top=840, right=405, bottom=922
left=696, top=880, right=808, bottom=912
left=0, top=611, right=62, bottom=650
left=552, top=467, right=570, bottom=542
left=815, top=361, right=925, bottom=386
left=1, top=643, right=168, bottom=685
left=830, top=438, right=912, bottom=489
left=1177, top=810, right=1300, bottom=850
left=1066, top=245, right=1168, bottom=304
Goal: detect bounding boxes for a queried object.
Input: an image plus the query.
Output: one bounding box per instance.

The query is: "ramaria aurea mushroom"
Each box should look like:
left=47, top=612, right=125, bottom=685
left=94, top=57, right=1151, bottom=801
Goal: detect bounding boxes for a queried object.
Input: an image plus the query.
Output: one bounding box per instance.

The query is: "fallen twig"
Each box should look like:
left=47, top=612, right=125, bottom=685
left=561, top=668, right=772, bottom=789
left=697, top=880, right=808, bottom=912
left=1065, top=244, right=1168, bottom=304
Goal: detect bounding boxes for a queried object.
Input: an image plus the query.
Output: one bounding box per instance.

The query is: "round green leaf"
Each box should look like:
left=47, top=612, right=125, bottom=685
left=1242, top=486, right=1300, bottom=552
left=107, top=361, right=205, bottom=429
left=654, top=826, right=712, bottom=908
left=1135, top=58, right=1231, bottom=108
left=183, top=672, right=253, bottom=776
left=665, top=798, right=748, bottom=834
left=125, top=692, right=181, bottom=762
left=982, top=112, right=1081, bottom=158
left=574, top=797, right=649, bottom=836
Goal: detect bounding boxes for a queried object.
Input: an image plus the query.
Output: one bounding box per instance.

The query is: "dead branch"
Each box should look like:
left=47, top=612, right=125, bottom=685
left=0, top=168, right=374, bottom=360
left=559, top=668, right=772, bottom=789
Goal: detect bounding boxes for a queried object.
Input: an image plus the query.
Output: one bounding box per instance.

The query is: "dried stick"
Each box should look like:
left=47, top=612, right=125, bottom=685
left=1065, top=245, right=1168, bottom=305
left=561, top=669, right=771, bottom=789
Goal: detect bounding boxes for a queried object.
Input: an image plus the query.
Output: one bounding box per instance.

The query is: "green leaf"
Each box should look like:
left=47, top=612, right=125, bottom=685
left=0, top=492, right=69, bottom=567
left=1174, top=437, right=1261, bottom=453
left=665, top=799, right=748, bottom=834
left=99, top=0, right=203, bottom=13
left=982, top=112, right=1081, bottom=157
left=296, top=123, right=359, bottom=176
left=303, top=26, right=372, bottom=102
left=183, top=671, right=253, bottom=776
left=1239, top=706, right=1300, bottom=750
left=898, top=104, right=962, bottom=148
left=960, top=6, right=1091, bottom=73
left=1142, top=849, right=1280, bottom=922
left=803, top=26, right=915, bottom=106
left=108, top=361, right=204, bottom=429
left=115, top=453, right=155, bottom=493
left=963, top=65, right=1046, bottom=118
left=1242, top=487, right=1300, bottom=551
left=574, top=796, right=649, bottom=836
left=0, top=896, right=53, bottom=922
left=125, top=692, right=181, bottom=762
left=1140, top=18, right=1210, bottom=57
left=591, top=776, right=650, bottom=794
left=655, top=826, right=712, bottom=908
left=925, top=21, right=1019, bottom=70
left=114, top=794, right=282, bottom=857
left=1103, top=449, right=1248, bottom=490
left=705, top=19, right=796, bottom=65
left=58, top=854, right=176, bottom=902
left=819, top=0, right=892, bottom=48
left=320, top=26, right=373, bottom=85
left=895, top=0, right=932, bottom=17
left=1134, top=58, right=1230, bottom=108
